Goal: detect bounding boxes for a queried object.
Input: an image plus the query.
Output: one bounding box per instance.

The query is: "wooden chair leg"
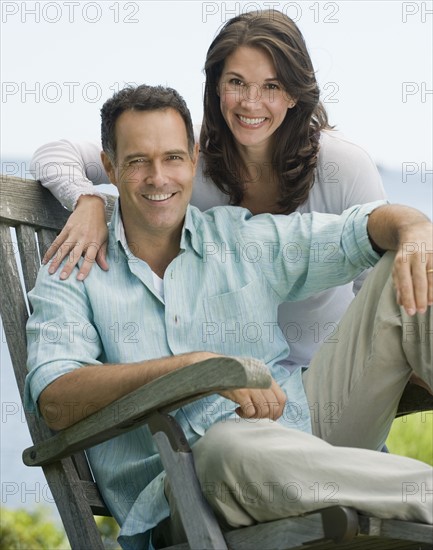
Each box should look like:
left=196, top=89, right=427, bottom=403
left=43, top=459, right=105, bottom=549
left=149, top=412, right=228, bottom=550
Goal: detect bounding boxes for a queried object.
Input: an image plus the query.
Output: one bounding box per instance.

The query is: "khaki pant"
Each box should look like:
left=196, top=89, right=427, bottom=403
left=159, top=252, right=433, bottom=543
left=303, top=251, right=432, bottom=448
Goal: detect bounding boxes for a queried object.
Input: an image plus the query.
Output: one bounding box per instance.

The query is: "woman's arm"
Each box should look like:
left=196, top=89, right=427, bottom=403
left=30, top=140, right=111, bottom=279
left=30, top=139, right=109, bottom=210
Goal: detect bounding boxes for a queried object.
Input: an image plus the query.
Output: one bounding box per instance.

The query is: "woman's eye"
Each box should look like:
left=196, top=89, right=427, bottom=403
left=265, top=83, right=280, bottom=90
left=229, top=78, right=243, bottom=86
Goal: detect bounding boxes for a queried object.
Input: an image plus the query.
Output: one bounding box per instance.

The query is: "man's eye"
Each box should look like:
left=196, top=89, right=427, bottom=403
left=128, top=158, right=145, bottom=165
left=167, top=155, right=182, bottom=161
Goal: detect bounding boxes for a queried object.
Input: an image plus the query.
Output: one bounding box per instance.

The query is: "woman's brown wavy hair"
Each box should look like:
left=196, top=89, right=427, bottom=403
left=200, top=9, right=331, bottom=213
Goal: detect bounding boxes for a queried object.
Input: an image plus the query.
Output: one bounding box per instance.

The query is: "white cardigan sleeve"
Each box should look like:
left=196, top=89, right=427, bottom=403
left=30, top=140, right=108, bottom=211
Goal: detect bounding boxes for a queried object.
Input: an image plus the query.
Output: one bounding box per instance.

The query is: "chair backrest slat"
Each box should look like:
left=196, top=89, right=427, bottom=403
left=16, top=224, right=41, bottom=296
left=0, top=176, right=71, bottom=228
left=37, top=228, right=59, bottom=260
left=0, top=222, right=30, bottom=399
left=1, top=176, right=113, bottom=533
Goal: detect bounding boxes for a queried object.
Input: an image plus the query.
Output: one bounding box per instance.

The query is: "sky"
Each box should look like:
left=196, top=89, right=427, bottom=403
left=0, top=0, right=432, bottom=519
left=1, top=0, right=432, bottom=173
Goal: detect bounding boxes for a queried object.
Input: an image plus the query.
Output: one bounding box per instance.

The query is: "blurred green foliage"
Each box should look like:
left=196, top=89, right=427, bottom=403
left=388, top=411, right=433, bottom=465
left=95, top=516, right=121, bottom=549
left=0, top=507, right=120, bottom=549
left=0, top=507, right=68, bottom=549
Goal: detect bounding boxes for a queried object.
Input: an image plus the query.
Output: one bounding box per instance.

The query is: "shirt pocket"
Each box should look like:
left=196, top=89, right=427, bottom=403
left=202, top=278, right=280, bottom=360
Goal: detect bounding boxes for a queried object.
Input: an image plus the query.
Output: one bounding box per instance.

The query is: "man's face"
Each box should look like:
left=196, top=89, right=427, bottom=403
left=104, top=108, right=198, bottom=240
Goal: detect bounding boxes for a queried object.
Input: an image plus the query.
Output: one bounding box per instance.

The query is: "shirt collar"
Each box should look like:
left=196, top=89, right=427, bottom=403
left=181, top=205, right=203, bottom=257
left=109, top=200, right=204, bottom=259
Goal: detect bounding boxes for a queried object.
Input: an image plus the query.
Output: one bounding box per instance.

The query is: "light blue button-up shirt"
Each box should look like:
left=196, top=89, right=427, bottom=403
left=25, top=200, right=383, bottom=548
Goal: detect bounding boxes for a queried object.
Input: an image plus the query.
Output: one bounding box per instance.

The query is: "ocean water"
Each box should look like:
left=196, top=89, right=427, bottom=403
left=1, top=162, right=432, bottom=520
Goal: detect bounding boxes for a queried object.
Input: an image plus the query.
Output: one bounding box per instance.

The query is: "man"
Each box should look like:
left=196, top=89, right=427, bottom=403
left=25, top=85, right=433, bottom=549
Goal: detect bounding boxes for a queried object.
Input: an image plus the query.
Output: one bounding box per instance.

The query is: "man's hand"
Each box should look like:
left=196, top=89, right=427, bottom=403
left=367, top=205, right=432, bottom=316
left=220, top=378, right=287, bottom=420
left=43, top=195, right=109, bottom=281
left=392, top=221, right=433, bottom=316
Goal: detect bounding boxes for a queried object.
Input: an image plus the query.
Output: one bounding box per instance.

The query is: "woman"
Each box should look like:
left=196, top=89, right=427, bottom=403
left=31, top=9, right=385, bottom=366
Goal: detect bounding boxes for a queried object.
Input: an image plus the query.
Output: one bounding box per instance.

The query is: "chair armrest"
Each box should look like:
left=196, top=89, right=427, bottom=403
left=23, top=357, right=271, bottom=467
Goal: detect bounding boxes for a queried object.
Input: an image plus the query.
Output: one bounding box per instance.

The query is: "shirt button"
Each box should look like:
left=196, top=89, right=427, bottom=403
left=174, top=315, right=179, bottom=324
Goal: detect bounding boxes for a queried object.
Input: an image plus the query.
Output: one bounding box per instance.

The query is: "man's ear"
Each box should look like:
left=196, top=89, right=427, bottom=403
left=191, top=143, right=200, bottom=175
left=101, top=151, right=117, bottom=186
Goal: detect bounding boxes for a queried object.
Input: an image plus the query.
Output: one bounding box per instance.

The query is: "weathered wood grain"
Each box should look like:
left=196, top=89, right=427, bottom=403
left=167, top=512, right=433, bottom=549
left=1, top=176, right=115, bottom=543
left=0, top=175, right=115, bottom=228
left=16, top=224, right=40, bottom=295
left=23, top=357, right=271, bottom=466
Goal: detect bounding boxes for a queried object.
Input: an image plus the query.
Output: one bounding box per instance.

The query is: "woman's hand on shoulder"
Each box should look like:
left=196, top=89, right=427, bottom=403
left=43, top=195, right=109, bottom=281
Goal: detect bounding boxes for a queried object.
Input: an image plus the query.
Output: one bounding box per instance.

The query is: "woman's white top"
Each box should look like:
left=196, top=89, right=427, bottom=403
left=30, top=130, right=386, bottom=366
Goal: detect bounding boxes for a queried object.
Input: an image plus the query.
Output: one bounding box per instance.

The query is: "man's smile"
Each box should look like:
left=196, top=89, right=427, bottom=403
left=142, top=193, right=175, bottom=202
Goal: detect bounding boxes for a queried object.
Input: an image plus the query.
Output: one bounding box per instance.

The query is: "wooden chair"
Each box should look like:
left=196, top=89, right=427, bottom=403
left=1, top=174, right=432, bottom=550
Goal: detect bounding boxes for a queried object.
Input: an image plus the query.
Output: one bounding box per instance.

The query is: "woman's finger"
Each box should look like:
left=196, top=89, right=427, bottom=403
left=59, top=242, right=85, bottom=280
left=96, top=241, right=109, bottom=272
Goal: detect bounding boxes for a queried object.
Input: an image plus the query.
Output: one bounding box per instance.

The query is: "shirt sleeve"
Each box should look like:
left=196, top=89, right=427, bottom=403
left=30, top=139, right=109, bottom=211
left=238, top=200, right=386, bottom=302
left=25, top=264, right=103, bottom=415
left=334, top=135, right=387, bottom=294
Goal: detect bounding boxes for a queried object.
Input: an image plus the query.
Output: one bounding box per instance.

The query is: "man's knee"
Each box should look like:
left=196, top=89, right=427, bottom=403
left=193, top=418, right=280, bottom=485
left=367, top=251, right=396, bottom=284
left=193, top=419, right=245, bottom=478
left=193, top=419, right=313, bottom=483
left=353, top=250, right=396, bottom=308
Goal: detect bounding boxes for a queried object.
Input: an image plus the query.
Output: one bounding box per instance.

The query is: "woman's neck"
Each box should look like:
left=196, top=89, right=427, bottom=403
left=241, top=183, right=282, bottom=214
left=236, top=141, right=272, bottom=173
left=236, top=142, right=282, bottom=214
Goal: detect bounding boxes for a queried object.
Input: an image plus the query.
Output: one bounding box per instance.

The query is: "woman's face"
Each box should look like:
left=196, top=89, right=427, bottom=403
left=218, top=46, right=295, bottom=154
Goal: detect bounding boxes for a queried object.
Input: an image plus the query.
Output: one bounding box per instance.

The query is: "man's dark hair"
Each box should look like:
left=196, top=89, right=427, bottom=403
left=101, top=84, right=195, bottom=162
